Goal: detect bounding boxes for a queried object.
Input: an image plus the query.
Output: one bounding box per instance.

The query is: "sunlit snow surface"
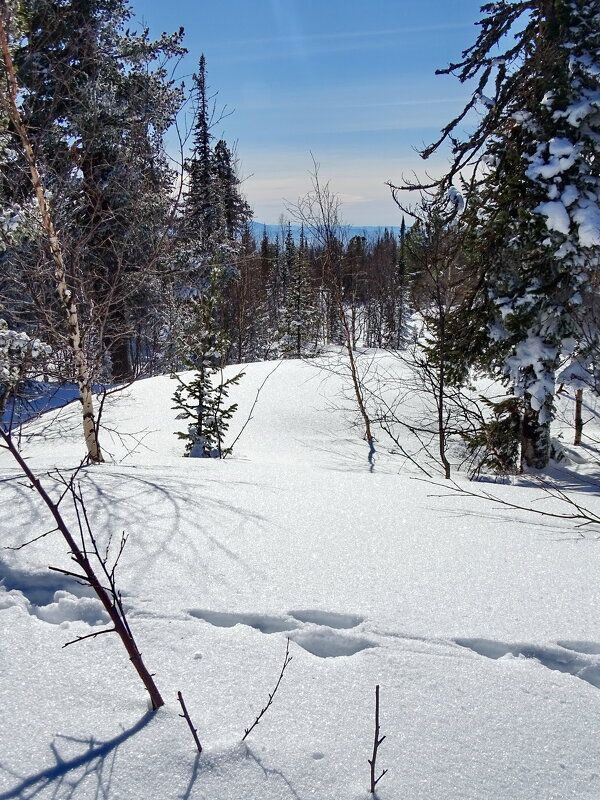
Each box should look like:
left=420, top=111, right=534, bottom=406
left=2, top=353, right=600, bottom=799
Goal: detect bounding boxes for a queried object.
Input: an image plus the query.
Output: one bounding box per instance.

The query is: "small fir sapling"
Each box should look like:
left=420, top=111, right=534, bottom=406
left=172, top=266, right=244, bottom=458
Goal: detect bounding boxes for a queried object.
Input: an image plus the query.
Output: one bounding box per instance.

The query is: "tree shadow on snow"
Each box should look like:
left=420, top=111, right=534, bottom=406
left=0, top=711, right=153, bottom=800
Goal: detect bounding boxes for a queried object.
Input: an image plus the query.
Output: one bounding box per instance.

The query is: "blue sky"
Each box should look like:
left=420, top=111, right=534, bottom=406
left=137, top=0, right=486, bottom=225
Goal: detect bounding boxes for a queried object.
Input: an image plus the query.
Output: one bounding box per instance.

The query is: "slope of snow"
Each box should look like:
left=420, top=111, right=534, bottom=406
left=2, top=354, right=600, bottom=799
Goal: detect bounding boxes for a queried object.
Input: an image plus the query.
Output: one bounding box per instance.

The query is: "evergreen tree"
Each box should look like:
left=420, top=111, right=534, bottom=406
left=280, top=225, right=317, bottom=357
left=1, top=0, right=185, bottom=381
left=186, top=54, right=221, bottom=255
left=171, top=264, right=244, bottom=458
left=214, top=139, right=252, bottom=241
left=407, top=0, right=600, bottom=469
left=179, top=55, right=253, bottom=367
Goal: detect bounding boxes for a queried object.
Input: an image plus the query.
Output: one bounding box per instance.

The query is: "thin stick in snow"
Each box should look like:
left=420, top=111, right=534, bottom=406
left=177, top=691, right=203, bottom=754
left=228, top=361, right=283, bottom=455
left=368, top=684, right=388, bottom=795
left=242, top=638, right=292, bottom=741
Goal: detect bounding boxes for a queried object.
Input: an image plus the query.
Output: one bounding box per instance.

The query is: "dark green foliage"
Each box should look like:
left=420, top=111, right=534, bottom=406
left=462, top=396, right=522, bottom=477
left=408, top=0, right=600, bottom=469
left=171, top=265, right=244, bottom=458
left=279, top=226, right=318, bottom=358
left=1, top=0, right=185, bottom=381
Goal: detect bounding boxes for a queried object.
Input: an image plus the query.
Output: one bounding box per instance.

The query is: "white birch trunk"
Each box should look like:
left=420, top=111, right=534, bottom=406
left=0, top=12, right=102, bottom=462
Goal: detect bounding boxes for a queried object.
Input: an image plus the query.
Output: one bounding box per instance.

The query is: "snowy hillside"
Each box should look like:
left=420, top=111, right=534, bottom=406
left=2, top=355, right=600, bottom=799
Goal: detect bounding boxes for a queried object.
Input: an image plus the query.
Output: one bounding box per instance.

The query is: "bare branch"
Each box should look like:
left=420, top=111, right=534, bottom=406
left=177, top=691, right=203, bottom=754
left=242, top=638, right=293, bottom=741
left=63, top=627, right=117, bottom=648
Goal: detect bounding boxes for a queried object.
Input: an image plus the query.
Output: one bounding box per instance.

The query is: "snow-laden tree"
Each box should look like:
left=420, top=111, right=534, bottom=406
left=402, top=0, right=600, bottom=468
left=0, top=318, right=51, bottom=422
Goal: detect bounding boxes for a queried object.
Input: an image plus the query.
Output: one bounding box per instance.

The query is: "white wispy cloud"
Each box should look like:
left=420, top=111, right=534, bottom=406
left=240, top=148, right=452, bottom=226
left=210, top=22, right=474, bottom=50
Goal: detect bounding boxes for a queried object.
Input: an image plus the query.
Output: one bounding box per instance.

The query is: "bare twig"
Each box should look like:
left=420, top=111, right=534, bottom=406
left=242, top=638, right=293, bottom=741
left=227, top=361, right=282, bottom=455
left=0, top=427, right=164, bottom=709
left=63, top=627, right=117, bottom=648
left=420, top=476, right=600, bottom=528
left=177, top=691, right=203, bottom=754
left=368, top=684, right=388, bottom=795
left=2, top=526, right=59, bottom=550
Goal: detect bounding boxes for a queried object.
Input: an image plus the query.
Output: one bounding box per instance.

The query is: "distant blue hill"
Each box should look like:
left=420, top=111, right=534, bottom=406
left=250, top=221, right=401, bottom=243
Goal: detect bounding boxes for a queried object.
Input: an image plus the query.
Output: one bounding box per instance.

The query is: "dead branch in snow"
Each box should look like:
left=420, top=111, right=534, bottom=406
left=177, top=691, right=203, bottom=754
left=368, top=684, right=388, bottom=795
left=242, top=638, right=293, bottom=741
left=0, top=427, right=164, bottom=709
left=420, top=475, right=600, bottom=530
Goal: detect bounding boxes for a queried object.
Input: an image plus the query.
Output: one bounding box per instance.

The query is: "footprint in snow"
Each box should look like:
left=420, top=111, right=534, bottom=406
left=289, top=609, right=364, bottom=629
left=188, top=607, right=375, bottom=658
left=0, top=561, right=108, bottom=626
left=455, top=637, right=600, bottom=689
left=288, top=628, right=376, bottom=658
left=188, top=609, right=298, bottom=634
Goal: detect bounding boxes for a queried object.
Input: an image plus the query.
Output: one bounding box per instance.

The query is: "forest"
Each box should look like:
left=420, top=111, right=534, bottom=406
left=0, top=0, right=598, bottom=476
left=1, top=2, right=600, bottom=799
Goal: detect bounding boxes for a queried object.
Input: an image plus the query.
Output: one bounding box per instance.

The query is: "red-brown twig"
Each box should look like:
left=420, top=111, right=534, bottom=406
left=177, top=691, right=203, bottom=754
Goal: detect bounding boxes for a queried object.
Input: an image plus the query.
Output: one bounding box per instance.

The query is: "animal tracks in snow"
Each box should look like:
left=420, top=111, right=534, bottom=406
left=288, top=609, right=364, bottom=629
left=189, top=607, right=600, bottom=679
left=455, top=637, right=600, bottom=689
left=189, top=609, right=299, bottom=634
left=188, top=607, right=375, bottom=658
left=289, top=628, right=375, bottom=658
left=0, top=561, right=109, bottom=627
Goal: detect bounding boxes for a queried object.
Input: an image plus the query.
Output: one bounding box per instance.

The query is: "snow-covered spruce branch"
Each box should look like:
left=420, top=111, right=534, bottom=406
left=242, top=638, right=292, bottom=741
left=0, top=319, right=52, bottom=422
left=0, top=430, right=164, bottom=709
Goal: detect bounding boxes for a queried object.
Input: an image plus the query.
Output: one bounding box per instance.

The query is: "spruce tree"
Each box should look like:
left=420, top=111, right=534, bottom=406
left=1, top=0, right=185, bottom=381
left=280, top=225, right=317, bottom=357
left=171, top=264, right=244, bottom=458
left=405, top=0, right=600, bottom=469
left=180, top=55, right=253, bottom=367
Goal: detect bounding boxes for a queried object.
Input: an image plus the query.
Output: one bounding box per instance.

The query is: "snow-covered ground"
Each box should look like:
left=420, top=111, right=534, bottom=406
left=2, top=353, right=600, bottom=799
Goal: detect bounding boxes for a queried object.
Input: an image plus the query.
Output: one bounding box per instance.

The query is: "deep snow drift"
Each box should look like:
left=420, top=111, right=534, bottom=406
left=1, top=353, right=600, bottom=799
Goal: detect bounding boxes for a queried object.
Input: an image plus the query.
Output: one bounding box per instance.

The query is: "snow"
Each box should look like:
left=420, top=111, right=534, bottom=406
left=2, top=355, right=600, bottom=799
left=534, top=200, right=571, bottom=236
left=572, top=198, right=600, bottom=247
left=527, top=139, right=577, bottom=181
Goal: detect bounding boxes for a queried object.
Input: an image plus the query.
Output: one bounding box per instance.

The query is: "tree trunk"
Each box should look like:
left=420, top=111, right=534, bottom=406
left=520, top=398, right=550, bottom=469
left=107, top=334, right=133, bottom=384
left=0, top=13, right=103, bottom=463
left=574, top=388, right=583, bottom=445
